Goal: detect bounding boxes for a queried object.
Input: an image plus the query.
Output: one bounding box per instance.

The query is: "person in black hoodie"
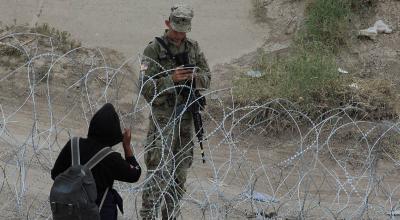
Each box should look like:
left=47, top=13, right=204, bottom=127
left=51, top=103, right=141, bottom=220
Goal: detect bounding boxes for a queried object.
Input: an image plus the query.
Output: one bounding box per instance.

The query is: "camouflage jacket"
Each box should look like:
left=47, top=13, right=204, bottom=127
left=140, top=31, right=211, bottom=118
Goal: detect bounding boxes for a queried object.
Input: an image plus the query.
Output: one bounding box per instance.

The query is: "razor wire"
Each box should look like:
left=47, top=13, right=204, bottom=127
left=0, top=30, right=400, bottom=220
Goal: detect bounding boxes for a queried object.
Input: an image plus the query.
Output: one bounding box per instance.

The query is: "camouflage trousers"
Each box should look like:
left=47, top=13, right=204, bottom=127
left=140, top=116, right=194, bottom=220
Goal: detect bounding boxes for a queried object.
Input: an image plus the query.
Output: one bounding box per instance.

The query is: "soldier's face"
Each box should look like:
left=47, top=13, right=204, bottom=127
left=165, top=20, right=187, bottom=42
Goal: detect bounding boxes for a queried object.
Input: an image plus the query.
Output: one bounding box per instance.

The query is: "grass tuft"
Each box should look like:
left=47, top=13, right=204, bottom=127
left=31, top=23, right=82, bottom=53
left=304, top=0, right=351, bottom=52
left=234, top=42, right=348, bottom=118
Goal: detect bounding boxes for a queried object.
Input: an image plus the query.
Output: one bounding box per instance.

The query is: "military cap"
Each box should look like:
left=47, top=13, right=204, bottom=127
left=169, top=4, right=194, bottom=33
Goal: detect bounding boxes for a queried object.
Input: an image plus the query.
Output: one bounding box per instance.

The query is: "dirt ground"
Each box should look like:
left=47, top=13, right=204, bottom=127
left=1, top=0, right=400, bottom=219
left=0, top=0, right=269, bottom=66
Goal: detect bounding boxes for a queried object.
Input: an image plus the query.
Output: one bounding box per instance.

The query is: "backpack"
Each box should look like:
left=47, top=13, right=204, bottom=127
left=50, top=137, right=113, bottom=220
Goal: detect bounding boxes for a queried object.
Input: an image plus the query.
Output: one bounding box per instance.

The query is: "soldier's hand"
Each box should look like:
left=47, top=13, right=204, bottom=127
left=172, top=66, right=193, bottom=82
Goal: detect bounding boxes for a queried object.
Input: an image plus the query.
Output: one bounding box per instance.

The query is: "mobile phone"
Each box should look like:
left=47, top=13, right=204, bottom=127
left=183, top=64, right=195, bottom=68
left=182, top=64, right=196, bottom=73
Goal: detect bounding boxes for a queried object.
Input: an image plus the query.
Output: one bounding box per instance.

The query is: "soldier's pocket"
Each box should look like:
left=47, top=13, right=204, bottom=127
left=188, top=50, right=196, bottom=64
left=151, top=95, right=168, bottom=107
left=144, top=136, right=162, bottom=169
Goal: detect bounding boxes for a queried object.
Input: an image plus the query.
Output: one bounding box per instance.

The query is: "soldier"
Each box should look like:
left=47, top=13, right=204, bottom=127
left=139, top=3, right=211, bottom=220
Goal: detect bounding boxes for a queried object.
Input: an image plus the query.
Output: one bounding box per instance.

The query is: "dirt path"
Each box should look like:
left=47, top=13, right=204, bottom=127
left=0, top=0, right=269, bottom=66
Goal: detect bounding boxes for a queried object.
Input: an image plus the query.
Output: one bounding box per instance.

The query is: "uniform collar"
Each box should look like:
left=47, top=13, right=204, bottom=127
left=163, top=29, right=187, bottom=47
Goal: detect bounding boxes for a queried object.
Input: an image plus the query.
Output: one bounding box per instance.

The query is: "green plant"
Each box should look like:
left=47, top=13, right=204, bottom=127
left=234, top=49, right=279, bottom=102
left=279, top=42, right=341, bottom=101
left=304, top=0, right=351, bottom=51
left=234, top=42, right=346, bottom=117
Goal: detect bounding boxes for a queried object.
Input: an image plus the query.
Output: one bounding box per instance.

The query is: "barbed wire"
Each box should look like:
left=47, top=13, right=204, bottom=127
left=0, top=30, right=400, bottom=220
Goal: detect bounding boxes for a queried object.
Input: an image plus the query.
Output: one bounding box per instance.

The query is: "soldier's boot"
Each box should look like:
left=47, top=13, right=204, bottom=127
left=161, top=195, right=179, bottom=220
left=140, top=201, right=159, bottom=220
left=140, top=172, right=162, bottom=220
left=161, top=175, right=187, bottom=220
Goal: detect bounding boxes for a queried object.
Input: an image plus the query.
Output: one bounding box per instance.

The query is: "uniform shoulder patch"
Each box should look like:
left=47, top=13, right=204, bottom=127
left=140, top=61, right=149, bottom=71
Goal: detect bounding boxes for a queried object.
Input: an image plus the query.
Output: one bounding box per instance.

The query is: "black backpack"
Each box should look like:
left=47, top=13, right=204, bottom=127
left=50, top=137, right=113, bottom=220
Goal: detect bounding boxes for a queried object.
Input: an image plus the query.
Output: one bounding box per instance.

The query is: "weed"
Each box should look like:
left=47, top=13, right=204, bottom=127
left=304, top=0, right=351, bottom=51
left=234, top=42, right=347, bottom=118
left=31, top=23, right=81, bottom=53
left=0, top=44, right=23, bottom=57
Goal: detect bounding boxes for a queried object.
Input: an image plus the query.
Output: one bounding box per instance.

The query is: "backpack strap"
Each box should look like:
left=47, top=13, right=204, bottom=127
left=155, top=37, right=175, bottom=60
left=71, top=137, right=80, bottom=166
left=85, top=147, right=113, bottom=211
left=99, top=187, right=109, bottom=211
left=84, top=147, right=114, bottom=170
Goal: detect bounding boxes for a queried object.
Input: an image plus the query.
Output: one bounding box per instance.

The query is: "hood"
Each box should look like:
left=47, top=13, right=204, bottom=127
left=87, top=103, right=123, bottom=147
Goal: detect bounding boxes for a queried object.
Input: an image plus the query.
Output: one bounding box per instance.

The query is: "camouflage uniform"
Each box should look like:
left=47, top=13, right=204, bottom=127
left=139, top=5, right=211, bottom=220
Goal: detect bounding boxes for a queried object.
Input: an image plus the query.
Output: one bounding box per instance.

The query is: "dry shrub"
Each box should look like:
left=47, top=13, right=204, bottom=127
left=0, top=24, right=135, bottom=99
left=349, top=79, right=400, bottom=120
left=322, top=120, right=400, bottom=168
left=0, top=44, right=23, bottom=57
left=31, top=23, right=81, bottom=53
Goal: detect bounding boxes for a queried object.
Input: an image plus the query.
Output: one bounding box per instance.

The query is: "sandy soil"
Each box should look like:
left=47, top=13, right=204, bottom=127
left=0, top=0, right=269, bottom=66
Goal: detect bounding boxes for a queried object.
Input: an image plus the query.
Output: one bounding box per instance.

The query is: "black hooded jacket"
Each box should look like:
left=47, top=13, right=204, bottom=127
left=51, top=103, right=141, bottom=203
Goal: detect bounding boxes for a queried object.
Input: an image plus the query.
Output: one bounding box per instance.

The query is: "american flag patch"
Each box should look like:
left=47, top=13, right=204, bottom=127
left=140, top=62, right=149, bottom=71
